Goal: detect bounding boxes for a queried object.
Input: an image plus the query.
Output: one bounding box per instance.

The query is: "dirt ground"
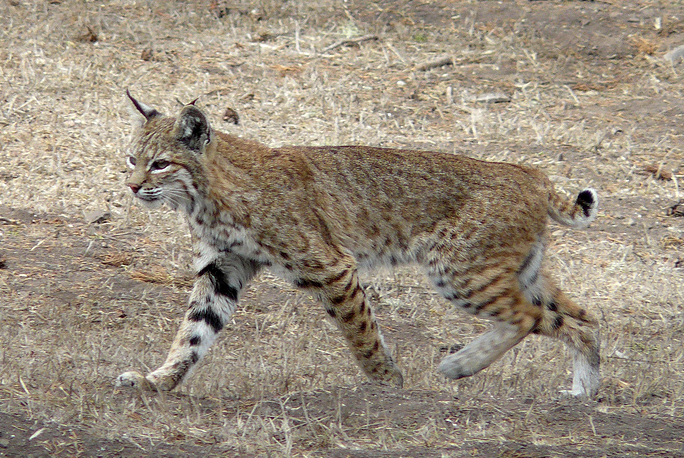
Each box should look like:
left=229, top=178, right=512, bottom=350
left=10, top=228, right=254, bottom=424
left=1, top=0, right=684, bottom=456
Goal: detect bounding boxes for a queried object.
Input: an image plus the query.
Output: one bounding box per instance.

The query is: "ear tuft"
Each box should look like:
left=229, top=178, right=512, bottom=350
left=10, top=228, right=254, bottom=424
left=174, top=104, right=212, bottom=153
left=126, top=90, right=162, bottom=128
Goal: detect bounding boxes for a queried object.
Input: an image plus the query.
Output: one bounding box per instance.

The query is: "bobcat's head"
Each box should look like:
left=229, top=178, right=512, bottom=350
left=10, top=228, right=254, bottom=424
left=125, top=91, right=212, bottom=212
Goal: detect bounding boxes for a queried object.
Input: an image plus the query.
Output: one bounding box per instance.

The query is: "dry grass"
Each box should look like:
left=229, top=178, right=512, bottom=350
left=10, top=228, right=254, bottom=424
left=1, top=0, right=684, bottom=456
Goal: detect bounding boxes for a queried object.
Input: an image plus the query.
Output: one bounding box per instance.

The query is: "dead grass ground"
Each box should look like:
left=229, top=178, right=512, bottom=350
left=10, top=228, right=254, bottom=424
left=1, top=0, right=684, bottom=456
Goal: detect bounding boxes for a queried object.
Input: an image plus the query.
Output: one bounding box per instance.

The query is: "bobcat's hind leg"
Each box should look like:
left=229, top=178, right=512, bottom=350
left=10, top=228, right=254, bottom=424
left=117, top=254, right=261, bottom=391
left=427, top=256, right=542, bottom=380
left=437, top=290, right=541, bottom=380
left=438, top=321, right=528, bottom=379
left=531, top=279, right=600, bottom=398
left=515, top=238, right=600, bottom=398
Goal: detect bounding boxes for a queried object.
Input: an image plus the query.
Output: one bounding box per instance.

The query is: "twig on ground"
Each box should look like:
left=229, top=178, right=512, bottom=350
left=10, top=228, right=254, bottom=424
left=320, top=35, right=379, bottom=54
left=0, top=217, right=21, bottom=225
left=415, top=55, right=453, bottom=71
left=641, top=164, right=673, bottom=181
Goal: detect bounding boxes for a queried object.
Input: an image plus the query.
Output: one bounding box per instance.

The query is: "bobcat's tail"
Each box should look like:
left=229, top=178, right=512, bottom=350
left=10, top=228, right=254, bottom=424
left=547, top=186, right=598, bottom=229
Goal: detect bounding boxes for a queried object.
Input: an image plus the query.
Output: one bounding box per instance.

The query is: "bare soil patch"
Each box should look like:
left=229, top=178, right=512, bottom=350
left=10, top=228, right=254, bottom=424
left=1, top=0, right=684, bottom=456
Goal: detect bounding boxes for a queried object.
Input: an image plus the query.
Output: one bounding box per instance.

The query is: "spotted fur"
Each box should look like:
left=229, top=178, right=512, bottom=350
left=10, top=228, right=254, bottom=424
left=116, top=92, right=600, bottom=397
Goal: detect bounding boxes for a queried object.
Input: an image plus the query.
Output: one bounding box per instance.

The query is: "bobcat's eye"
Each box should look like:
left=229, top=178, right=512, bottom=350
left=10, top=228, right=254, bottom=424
left=150, top=159, right=171, bottom=172
left=126, top=156, right=137, bottom=168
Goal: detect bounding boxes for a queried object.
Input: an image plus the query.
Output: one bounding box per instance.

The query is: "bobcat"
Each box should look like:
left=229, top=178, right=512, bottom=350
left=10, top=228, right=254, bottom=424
left=116, top=91, right=600, bottom=397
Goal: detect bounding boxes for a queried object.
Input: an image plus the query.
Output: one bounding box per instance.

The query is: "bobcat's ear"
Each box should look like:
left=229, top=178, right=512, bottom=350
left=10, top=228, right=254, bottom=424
left=126, top=90, right=162, bottom=129
left=174, top=104, right=212, bottom=153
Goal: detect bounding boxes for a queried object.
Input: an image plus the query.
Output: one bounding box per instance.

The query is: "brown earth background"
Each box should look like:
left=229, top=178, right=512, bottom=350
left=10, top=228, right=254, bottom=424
left=1, top=0, right=684, bottom=457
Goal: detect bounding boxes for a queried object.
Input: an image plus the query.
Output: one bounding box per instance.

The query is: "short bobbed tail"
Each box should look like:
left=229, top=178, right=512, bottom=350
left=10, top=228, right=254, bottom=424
left=548, top=187, right=598, bottom=228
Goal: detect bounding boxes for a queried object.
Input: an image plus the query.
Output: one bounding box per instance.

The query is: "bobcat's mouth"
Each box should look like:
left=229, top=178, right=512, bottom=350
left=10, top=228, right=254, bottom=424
left=133, top=188, right=164, bottom=209
left=136, top=184, right=190, bottom=211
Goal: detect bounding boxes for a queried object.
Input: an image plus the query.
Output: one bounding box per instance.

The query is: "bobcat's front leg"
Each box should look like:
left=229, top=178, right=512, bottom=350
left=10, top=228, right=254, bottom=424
left=297, top=261, right=404, bottom=388
left=117, top=254, right=261, bottom=391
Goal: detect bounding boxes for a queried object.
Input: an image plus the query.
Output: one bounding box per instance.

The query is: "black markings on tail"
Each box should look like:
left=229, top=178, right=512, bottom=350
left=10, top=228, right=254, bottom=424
left=576, top=190, right=595, bottom=217
left=199, top=263, right=239, bottom=302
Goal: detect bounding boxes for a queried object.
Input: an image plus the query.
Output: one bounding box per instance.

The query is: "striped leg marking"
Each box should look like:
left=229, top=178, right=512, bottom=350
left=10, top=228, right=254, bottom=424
left=117, top=254, right=260, bottom=391
left=296, top=266, right=404, bottom=388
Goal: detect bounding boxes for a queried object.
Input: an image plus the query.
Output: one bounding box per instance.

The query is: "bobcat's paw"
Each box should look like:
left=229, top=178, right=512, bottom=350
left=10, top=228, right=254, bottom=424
left=378, top=367, right=404, bottom=389
left=559, top=388, right=586, bottom=398
left=368, top=361, right=404, bottom=388
left=559, top=383, right=599, bottom=399
left=115, top=371, right=156, bottom=391
left=437, top=353, right=478, bottom=380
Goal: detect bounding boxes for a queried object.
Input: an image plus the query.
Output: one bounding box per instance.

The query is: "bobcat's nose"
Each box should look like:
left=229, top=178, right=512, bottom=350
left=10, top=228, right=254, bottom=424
left=128, top=183, right=141, bottom=194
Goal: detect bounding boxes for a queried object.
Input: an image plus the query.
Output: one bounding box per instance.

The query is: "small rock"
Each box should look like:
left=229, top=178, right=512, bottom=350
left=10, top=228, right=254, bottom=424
left=0, top=438, right=9, bottom=447
left=667, top=201, right=684, bottom=217
left=83, top=209, right=111, bottom=224
left=76, top=25, right=98, bottom=43
left=223, top=107, right=239, bottom=125
left=664, top=45, right=684, bottom=64
left=141, top=48, right=154, bottom=61
left=240, top=93, right=255, bottom=103
left=465, top=92, right=511, bottom=103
